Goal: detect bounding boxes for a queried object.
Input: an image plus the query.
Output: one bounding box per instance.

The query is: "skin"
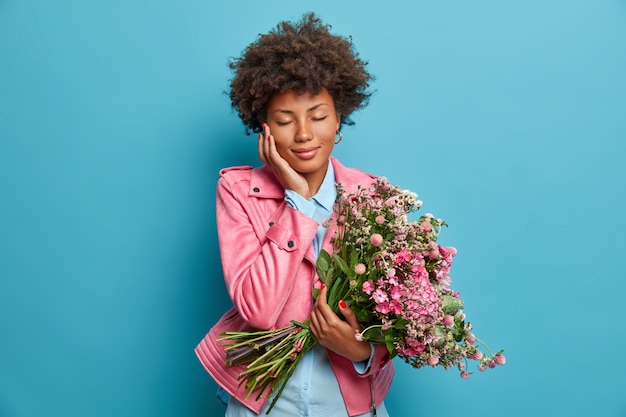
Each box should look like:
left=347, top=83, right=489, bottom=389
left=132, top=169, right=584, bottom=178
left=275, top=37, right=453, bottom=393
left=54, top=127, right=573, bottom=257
left=259, top=88, right=339, bottom=199
left=259, top=88, right=371, bottom=362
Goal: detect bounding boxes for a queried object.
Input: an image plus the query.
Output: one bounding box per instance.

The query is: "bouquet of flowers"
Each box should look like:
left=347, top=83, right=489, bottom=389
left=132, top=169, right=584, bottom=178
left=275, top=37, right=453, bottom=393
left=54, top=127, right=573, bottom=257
left=219, top=177, right=504, bottom=413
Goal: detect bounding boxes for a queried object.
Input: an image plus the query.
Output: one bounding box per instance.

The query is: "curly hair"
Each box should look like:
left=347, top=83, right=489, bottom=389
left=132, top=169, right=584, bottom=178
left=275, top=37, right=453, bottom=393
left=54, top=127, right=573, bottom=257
left=228, top=13, right=373, bottom=133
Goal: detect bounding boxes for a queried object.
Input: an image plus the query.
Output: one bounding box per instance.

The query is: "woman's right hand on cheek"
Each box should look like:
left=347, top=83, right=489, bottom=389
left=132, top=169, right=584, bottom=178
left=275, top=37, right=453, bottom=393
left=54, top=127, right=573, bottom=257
left=258, top=123, right=311, bottom=198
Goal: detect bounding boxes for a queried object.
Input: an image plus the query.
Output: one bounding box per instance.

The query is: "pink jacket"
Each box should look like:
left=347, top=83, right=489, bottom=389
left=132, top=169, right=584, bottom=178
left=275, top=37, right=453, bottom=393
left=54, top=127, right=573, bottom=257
left=195, top=157, right=395, bottom=415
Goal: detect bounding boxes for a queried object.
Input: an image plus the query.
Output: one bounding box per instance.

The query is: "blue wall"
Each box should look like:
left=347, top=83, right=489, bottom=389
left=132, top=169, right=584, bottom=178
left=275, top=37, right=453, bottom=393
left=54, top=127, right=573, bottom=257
left=1, top=1, right=625, bottom=416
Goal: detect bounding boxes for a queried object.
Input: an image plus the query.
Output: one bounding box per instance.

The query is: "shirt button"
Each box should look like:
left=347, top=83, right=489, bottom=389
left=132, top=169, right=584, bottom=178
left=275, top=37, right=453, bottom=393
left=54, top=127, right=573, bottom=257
left=269, top=221, right=274, bottom=226
left=287, top=240, right=294, bottom=248
left=253, top=187, right=260, bottom=192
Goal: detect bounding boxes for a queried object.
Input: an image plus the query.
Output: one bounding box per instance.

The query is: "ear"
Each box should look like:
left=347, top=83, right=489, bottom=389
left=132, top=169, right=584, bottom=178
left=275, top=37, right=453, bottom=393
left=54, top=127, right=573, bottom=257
left=335, top=113, right=341, bottom=131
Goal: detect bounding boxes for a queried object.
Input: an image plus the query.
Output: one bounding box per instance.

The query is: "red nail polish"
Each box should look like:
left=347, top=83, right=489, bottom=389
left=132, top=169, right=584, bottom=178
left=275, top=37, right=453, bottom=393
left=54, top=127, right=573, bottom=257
left=339, top=300, right=347, bottom=309
left=321, top=284, right=326, bottom=290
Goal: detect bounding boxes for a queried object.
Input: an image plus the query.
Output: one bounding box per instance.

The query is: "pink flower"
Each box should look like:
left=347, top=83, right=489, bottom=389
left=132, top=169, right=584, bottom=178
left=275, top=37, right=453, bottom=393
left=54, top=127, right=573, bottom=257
left=394, top=249, right=411, bottom=265
left=370, top=233, right=383, bottom=247
left=390, top=300, right=403, bottom=315
left=427, top=355, right=440, bottom=366
left=494, top=353, right=506, bottom=365
left=443, top=315, right=454, bottom=327
left=355, top=332, right=364, bottom=342
left=460, top=371, right=470, bottom=379
left=372, top=289, right=388, bottom=304
left=420, top=220, right=432, bottom=233
left=354, top=263, right=366, bottom=275
left=468, top=350, right=483, bottom=360
left=375, top=215, right=385, bottom=224
left=390, top=286, right=402, bottom=300
left=375, top=302, right=391, bottom=314
left=362, top=280, right=374, bottom=295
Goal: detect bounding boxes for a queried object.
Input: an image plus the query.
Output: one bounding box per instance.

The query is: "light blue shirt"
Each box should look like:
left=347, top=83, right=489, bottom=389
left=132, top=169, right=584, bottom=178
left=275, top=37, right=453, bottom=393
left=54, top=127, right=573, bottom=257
left=224, top=162, right=387, bottom=417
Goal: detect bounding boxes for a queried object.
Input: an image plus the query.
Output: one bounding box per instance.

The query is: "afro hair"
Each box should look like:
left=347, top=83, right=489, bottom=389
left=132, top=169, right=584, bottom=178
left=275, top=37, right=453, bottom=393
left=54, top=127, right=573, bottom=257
left=228, top=13, right=373, bottom=133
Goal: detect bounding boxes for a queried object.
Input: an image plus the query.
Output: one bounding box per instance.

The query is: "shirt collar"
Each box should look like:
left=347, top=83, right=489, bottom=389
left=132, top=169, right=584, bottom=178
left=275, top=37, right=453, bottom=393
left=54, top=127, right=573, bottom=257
left=311, top=161, right=336, bottom=212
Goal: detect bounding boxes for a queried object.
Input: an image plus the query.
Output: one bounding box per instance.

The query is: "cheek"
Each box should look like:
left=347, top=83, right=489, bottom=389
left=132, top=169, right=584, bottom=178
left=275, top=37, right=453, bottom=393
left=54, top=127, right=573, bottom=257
left=272, top=136, right=291, bottom=156
left=315, top=124, right=339, bottom=142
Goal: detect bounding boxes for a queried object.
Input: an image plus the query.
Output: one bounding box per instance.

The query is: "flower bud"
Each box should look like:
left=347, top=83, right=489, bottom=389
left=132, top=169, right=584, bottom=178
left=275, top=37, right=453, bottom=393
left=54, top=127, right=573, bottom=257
left=442, top=315, right=454, bottom=327
left=494, top=353, right=506, bottom=365
left=370, top=233, right=383, bottom=247
left=354, top=263, right=366, bottom=275
left=468, top=350, right=483, bottom=361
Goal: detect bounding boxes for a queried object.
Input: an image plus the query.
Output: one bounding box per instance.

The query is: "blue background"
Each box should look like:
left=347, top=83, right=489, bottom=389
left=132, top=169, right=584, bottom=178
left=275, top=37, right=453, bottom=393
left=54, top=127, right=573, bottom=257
left=1, top=1, right=625, bottom=416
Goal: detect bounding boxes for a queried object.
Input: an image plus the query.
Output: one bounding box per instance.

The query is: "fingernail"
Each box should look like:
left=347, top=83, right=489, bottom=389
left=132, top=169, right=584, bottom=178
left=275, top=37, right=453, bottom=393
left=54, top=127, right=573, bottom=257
left=320, top=284, right=326, bottom=290
left=339, top=300, right=347, bottom=309
left=258, top=133, right=262, bottom=140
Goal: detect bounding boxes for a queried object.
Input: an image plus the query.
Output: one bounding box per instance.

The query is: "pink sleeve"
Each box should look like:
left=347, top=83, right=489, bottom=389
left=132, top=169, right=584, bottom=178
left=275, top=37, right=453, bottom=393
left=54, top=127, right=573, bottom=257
left=215, top=176, right=319, bottom=329
left=358, top=343, right=392, bottom=378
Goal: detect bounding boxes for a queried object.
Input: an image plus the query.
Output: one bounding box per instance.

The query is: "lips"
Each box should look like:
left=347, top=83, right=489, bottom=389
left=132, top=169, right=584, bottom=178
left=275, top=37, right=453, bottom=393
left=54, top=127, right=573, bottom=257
left=292, top=146, right=320, bottom=160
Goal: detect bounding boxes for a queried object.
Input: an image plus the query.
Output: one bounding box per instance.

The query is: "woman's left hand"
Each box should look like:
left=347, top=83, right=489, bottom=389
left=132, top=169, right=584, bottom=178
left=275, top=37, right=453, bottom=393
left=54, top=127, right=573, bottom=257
left=309, top=286, right=372, bottom=362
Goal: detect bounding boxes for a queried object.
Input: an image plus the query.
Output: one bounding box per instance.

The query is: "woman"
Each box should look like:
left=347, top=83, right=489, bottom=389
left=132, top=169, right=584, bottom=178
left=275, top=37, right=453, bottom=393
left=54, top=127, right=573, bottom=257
left=195, top=13, right=395, bottom=416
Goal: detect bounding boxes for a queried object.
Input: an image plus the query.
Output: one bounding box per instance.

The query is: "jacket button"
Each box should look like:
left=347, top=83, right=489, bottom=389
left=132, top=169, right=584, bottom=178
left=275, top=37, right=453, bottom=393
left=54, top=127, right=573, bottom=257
left=253, top=187, right=260, bottom=192
left=287, top=240, right=294, bottom=248
left=269, top=222, right=274, bottom=226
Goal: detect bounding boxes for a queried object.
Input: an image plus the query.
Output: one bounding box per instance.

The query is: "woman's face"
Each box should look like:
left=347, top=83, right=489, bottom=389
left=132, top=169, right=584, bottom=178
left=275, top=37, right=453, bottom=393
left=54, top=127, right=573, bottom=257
left=265, top=88, right=340, bottom=185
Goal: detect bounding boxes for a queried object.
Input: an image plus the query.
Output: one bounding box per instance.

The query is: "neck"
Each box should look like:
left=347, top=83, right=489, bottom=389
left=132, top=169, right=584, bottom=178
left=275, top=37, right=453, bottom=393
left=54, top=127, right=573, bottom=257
left=302, top=159, right=330, bottom=197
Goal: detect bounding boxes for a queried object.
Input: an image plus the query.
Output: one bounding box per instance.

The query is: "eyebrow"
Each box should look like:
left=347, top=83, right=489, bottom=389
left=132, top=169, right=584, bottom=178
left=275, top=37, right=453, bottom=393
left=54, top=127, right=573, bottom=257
left=271, top=103, right=330, bottom=115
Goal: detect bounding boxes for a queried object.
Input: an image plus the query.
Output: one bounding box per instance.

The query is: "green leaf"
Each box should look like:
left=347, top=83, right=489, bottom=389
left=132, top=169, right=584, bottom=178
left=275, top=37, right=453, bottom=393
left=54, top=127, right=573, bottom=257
left=385, top=332, right=395, bottom=355
left=327, top=277, right=343, bottom=311
left=332, top=253, right=350, bottom=276
left=324, top=266, right=335, bottom=285
left=350, top=251, right=360, bottom=268
left=363, top=326, right=385, bottom=344
left=312, top=287, right=320, bottom=300
left=316, top=250, right=331, bottom=282
left=356, top=309, right=371, bottom=323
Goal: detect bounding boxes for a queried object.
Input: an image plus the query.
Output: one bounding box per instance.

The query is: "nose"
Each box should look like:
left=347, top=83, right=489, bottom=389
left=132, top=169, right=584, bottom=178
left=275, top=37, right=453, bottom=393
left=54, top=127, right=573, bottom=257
left=294, top=121, right=313, bottom=142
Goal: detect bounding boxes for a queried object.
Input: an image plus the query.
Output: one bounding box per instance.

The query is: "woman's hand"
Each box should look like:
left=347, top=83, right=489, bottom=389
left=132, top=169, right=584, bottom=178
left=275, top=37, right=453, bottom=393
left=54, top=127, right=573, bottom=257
left=309, top=286, right=372, bottom=362
left=258, top=123, right=311, bottom=198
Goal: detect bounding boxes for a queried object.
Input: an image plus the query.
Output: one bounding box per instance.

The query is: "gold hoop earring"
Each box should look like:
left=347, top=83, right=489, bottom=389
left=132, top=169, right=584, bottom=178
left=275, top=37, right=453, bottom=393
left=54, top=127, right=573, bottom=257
left=335, top=131, right=343, bottom=145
